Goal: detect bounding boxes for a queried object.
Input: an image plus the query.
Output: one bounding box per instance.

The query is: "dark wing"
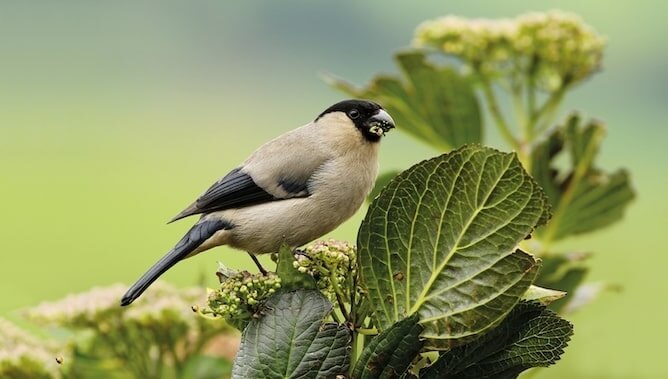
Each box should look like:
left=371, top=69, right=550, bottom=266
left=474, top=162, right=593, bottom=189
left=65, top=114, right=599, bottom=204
left=168, top=167, right=309, bottom=223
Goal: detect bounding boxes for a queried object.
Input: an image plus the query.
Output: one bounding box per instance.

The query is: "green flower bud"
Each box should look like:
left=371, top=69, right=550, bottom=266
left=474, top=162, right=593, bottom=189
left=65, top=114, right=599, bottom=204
left=204, top=269, right=282, bottom=330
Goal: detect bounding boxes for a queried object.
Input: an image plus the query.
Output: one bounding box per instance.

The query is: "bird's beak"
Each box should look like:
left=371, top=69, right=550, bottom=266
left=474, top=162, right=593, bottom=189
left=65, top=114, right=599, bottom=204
left=367, top=109, right=396, bottom=137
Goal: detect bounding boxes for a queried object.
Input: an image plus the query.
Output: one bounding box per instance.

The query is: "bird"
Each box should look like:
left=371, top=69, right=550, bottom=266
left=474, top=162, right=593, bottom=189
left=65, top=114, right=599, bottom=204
left=121, top=99, right=395, bottom=306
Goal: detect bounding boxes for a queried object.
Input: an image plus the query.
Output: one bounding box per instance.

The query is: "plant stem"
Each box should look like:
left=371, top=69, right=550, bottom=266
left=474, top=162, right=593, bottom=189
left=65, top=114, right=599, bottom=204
left=511, top=78, right=528, bottom=138
left=531, top=85, right=567, bottom=138
left=353, top=296, right=369, bottom=327
left=527, top=81, right=537, bottom=133
left=480, top=78, right=520, bottom=151
left=329, top=271, right=350, bottom=321
left=525, top=55, right=539, bottom=140
left=350, top=330, right=359, bottom=377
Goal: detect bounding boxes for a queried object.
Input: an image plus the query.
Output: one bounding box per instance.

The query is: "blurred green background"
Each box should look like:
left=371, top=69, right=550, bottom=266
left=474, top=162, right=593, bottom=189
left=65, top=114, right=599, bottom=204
left=1, top=1, right=665, bottom=377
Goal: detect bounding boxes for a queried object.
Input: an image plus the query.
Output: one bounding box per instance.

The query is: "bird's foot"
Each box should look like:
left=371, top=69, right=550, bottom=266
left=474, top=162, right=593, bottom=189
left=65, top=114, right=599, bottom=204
left=247, top=252, right=269, bottom=276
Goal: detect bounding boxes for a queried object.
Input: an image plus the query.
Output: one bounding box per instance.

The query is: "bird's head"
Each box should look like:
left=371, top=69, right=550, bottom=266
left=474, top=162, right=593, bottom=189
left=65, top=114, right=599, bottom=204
left=315, top=99, right=395, bottom=142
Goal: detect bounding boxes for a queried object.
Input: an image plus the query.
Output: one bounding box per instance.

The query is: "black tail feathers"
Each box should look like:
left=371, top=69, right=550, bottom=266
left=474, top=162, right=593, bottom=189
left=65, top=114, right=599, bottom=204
left=120, top=219, right=228, bottom=306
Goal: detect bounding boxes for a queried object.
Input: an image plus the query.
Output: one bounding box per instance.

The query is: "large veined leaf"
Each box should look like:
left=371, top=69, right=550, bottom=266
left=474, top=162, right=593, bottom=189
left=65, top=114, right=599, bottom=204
left=420, top=301, right=573, bottom=379
left=352, top=314, right=423, bottom=379
left=231, top=290, right=350, bottom=379
left=532, top=113, right=635, bottom=243
left=358, top=145, right=550, bottom=348
left=325, top=50, right=482, bottom=150
left=368, top=169, right=401, bottom=203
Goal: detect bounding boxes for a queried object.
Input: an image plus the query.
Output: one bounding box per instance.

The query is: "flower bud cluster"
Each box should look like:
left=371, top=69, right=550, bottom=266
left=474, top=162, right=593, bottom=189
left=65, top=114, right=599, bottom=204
left=414, top=11, right=605, bottom=90
left=26, top=282, right=206, bottom=331
left=204, top=269, right=281, bottom=330
left=26, top=284, right=127, bottom=327
left=0, top=318, right=65, bottom=378
left=293, top=240, right=357, bottom=302
left=25, top=282, right=232, bottom=361
left=415, top=16, right=516, bottom=72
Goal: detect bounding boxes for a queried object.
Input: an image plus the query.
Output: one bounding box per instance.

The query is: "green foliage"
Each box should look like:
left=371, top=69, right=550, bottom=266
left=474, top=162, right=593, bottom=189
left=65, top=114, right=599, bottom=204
left=420, top=302, right=573, bottom=379
left=222, top=144, right=571, bottom=378
left=531, top=114, right=635, bottom=244
left=367, top=169, right=401, bottom=202
left=534, top=252, right=590, bottom=313
left=232, top=290, right=351, bottom=379
left=327, top=51, right=482, bottom=150
left=352, top=314, right=423, bottom=379
left=328, top=10, right=635, bottom=319
left=276, top=244, right=317, bottom=291
left=7, top=10, right=618, bottom=379
left=358, top=145, right=546, bottom=348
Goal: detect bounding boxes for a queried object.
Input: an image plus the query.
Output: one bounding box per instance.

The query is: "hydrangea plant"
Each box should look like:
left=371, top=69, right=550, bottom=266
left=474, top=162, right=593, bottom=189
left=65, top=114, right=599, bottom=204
left=204, top=144, right=574, bottom=378
left=4, top=11, right=628, bottom=379
left=202, top=10, right=633, bottom=378
left=327, top=10, right=634, bottom=315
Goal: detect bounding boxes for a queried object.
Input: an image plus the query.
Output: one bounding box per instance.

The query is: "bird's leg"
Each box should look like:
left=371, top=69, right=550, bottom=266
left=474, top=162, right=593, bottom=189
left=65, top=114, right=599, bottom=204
left=247, top=252, right=268, bottom=276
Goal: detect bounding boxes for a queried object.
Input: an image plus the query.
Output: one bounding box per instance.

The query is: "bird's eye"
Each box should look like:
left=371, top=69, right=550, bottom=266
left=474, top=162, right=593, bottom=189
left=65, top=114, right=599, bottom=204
left=348, top=109, right=360, bottom=119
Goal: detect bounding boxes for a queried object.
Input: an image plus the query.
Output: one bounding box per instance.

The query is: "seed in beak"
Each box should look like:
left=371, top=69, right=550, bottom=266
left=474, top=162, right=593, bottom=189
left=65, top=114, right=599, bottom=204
left=369, top=125, right=385, bottom=136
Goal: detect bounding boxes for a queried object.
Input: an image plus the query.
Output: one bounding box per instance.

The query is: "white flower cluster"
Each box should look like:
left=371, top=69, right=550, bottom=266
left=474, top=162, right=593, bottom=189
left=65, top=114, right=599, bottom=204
left=25, top=281, right=234, bottom=358
left=26, top=284, right=127, bottom=327
left=414, top=11, right=605, bottom=90
left=0, top=318, right=65, bottom=378
left=26, top=282, right=205, bottom=330
left=122, top=283, right=203, bottom=329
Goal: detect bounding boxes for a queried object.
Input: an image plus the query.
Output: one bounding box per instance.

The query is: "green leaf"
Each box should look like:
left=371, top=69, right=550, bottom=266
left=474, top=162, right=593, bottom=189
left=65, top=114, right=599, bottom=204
left=532, top=114, right=635, bottom=243
left=534, top=252, right=590, bottom=313
left=231, top=290, right=350, bottom=379
left=276, top=244, right=316, bottom=291
left=521, top=285, right=566, bottom=305
left=368, top=170, right=401, bottom=202
left=358, top=145, right=549, bottom=348
left=352, top=314, right=423, bottom=379
left=325, top=50, right=482, bottom=150
left=420, top=302, right=573, bottom=379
